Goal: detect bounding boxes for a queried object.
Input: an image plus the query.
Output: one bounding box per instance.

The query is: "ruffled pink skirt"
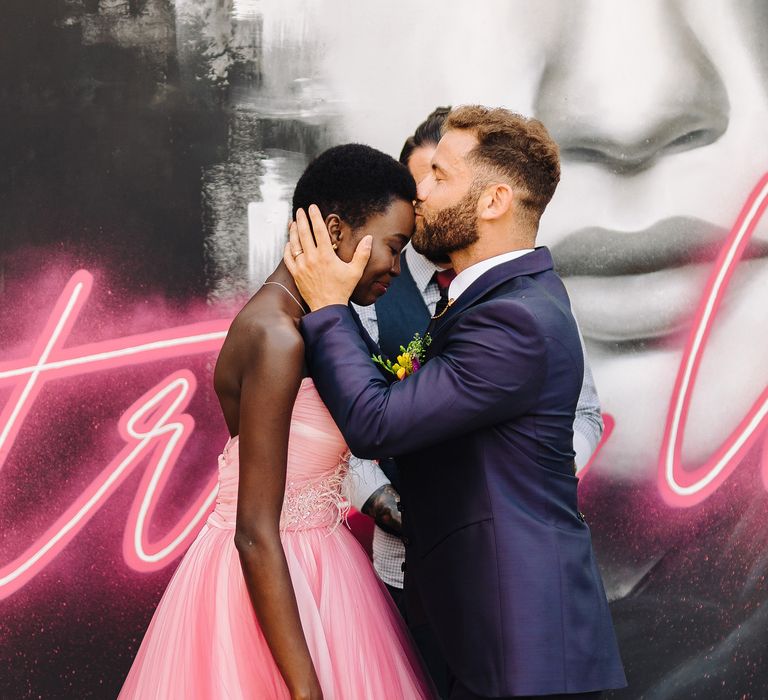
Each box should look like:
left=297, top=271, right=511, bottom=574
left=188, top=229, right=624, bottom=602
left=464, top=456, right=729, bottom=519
left=119, top=521, right=435, bottom=699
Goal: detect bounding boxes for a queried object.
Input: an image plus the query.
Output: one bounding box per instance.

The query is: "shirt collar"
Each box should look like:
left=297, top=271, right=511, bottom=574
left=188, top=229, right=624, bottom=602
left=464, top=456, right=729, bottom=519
left=449, top=248, right=535, bottom=301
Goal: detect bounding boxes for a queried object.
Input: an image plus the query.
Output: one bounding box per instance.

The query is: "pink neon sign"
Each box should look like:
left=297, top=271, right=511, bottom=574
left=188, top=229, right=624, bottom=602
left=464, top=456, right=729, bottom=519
left=1, top=171, right=767, bottom=598
left=0, top=271, right=228, bottom=599
left=659, top=174, right=768, bottom=506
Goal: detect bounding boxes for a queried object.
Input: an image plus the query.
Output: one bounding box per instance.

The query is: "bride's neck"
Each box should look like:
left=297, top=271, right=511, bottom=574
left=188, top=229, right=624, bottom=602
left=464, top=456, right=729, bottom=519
left=266, top=262, right=306, bottom=307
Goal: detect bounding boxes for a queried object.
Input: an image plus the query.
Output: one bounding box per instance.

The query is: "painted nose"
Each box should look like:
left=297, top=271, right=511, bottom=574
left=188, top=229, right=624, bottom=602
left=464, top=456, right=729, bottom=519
left=535, top=0, right=729, bottom=174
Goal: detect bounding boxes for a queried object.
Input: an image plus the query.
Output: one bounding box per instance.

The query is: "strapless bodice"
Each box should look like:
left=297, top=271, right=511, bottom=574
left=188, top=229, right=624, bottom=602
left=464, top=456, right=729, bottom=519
left=207, top=378, right=349, bottom=531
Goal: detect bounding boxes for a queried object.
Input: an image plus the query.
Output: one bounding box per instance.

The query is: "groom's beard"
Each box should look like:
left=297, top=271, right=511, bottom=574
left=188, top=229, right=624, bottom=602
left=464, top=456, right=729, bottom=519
left=412, top=186, right=481, bottom=263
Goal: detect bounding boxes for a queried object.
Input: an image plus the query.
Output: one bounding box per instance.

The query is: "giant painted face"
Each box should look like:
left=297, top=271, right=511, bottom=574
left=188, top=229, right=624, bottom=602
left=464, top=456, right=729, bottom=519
left=320, top=0, right=768, bottom=488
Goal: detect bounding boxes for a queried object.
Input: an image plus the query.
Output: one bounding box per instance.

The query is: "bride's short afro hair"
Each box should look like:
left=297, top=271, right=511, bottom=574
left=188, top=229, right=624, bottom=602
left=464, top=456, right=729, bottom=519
left=292, top=143, right=416, bottom=230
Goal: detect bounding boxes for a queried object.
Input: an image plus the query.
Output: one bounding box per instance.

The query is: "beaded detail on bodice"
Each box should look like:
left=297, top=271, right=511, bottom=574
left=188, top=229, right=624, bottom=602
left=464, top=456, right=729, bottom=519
left=206, top=378, right=350, bottom=532
left=280, top=456, right=350, bottom=531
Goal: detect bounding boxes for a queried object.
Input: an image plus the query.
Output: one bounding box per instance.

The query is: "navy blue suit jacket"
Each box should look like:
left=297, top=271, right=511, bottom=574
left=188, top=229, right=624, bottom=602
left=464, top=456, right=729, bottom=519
left=301, top=248, right=626, bottom=696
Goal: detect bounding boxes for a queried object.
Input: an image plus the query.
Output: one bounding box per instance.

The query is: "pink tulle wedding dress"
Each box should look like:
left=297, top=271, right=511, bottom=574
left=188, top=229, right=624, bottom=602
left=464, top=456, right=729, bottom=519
left=119, top=378, right=434, bottom=699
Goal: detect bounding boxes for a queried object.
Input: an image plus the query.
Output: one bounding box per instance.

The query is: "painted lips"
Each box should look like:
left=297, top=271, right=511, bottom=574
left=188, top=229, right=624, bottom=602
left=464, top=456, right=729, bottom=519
left=550, top=216, right=768, bottom=343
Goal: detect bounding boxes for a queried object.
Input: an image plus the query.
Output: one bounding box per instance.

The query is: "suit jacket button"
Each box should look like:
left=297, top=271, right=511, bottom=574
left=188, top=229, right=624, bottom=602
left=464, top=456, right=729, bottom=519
left=396, top=501, right=402, bottom=512
left=402, top=536, right=410, bottom=546
left=401, top=562, right=406, bottom=572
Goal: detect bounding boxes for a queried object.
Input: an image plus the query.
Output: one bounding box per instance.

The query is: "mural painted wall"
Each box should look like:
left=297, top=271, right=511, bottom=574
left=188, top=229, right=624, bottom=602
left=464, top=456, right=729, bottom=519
left=1, top=1, right=766, bottom=697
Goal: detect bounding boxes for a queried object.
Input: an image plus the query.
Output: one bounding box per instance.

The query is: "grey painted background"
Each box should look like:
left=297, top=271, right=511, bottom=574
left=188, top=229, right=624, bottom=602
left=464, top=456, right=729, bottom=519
left=1, top=2, right=767, bottom=697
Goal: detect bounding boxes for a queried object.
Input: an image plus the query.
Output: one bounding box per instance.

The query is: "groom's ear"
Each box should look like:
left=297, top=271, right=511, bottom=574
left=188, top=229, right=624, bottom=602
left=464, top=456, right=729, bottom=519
left=478, top=182, right=514, bottom=222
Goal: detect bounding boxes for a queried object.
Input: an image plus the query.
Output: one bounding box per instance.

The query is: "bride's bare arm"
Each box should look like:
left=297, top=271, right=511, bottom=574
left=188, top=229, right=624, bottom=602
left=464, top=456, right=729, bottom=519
left=233, top=318, right=322, bottom=700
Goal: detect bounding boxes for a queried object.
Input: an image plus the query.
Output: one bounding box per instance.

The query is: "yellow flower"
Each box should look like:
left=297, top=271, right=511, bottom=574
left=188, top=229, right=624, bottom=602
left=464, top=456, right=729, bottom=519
left=396, top=367, right=407, bottom=380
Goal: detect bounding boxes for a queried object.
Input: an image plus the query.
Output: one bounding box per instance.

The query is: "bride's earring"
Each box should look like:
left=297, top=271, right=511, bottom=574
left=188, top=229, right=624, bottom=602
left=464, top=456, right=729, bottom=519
left=332, top=231, right=342, bottom=250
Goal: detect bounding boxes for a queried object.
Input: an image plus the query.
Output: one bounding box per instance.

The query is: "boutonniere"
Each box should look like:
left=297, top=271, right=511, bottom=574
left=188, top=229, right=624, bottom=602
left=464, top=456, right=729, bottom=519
left=372, top=332, right=432, bottom=380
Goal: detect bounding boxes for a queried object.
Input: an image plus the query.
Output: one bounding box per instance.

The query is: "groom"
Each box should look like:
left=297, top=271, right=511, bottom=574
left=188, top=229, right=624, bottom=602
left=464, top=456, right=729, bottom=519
left=285, top=106, right=627, bottom=699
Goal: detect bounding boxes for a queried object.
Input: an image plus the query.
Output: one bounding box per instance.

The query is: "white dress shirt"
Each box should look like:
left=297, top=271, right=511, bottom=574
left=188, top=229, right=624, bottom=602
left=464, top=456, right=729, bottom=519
left=448, top=248, right=535, bottom=301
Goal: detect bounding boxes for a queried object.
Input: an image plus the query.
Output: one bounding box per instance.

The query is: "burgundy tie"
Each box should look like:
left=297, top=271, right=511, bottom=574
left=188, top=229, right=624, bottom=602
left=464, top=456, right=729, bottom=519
left=433, top=269, right=457, bottom=317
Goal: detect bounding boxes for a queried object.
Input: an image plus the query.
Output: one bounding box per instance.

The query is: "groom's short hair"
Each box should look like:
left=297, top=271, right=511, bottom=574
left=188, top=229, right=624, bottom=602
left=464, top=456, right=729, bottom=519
left=292, top=143, right=415, bottom=230
left=444, top=106, right=561, bottom=227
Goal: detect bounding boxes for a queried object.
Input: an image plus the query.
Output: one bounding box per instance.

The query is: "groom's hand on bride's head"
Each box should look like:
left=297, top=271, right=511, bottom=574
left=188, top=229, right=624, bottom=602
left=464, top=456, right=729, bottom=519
left=284, top=205, right=372, bottom=312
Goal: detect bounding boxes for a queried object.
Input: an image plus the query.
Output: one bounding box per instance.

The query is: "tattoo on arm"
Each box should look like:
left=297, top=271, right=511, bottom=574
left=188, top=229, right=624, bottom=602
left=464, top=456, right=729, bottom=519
left=361, top=484, right=402, bottom=536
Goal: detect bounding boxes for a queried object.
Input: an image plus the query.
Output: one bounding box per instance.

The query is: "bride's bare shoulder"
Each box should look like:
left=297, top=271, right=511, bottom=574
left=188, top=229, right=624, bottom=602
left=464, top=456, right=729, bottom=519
left=223, top=290, right=304, bottom=360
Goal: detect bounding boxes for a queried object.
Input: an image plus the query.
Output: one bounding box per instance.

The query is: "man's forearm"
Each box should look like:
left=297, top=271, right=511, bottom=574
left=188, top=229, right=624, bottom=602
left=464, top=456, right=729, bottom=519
left=301, top=302, right=545, bottom=458
left=573, top=386, right=604, bottom=468
left=573, top=329, right=604, bottom=468
left=362, top=484, right=402, bottom=536
left=343, top=455, right=391, bottom=511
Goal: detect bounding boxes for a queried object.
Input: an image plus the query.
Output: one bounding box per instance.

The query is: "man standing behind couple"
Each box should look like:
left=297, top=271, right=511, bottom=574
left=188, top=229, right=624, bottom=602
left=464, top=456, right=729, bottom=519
left=286, top=105, right=627, bottom=699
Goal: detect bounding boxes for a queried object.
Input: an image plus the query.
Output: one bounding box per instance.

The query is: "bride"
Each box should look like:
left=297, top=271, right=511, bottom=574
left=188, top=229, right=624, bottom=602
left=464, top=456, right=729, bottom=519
left=119, top=144, right=434, bottom=699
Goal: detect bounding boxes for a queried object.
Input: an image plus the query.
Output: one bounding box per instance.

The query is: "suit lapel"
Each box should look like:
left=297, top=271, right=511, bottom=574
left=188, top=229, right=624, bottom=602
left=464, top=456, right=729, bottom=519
left=426, top=247, right=555, bottom=352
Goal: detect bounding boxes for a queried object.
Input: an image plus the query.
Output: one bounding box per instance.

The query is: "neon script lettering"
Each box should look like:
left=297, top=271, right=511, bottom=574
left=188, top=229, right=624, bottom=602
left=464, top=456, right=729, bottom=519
left=2, top=170, right=768, bottom=598
left=0, top=271, right=227, bottom=598
left=658, top=174, right=768, bottom=505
